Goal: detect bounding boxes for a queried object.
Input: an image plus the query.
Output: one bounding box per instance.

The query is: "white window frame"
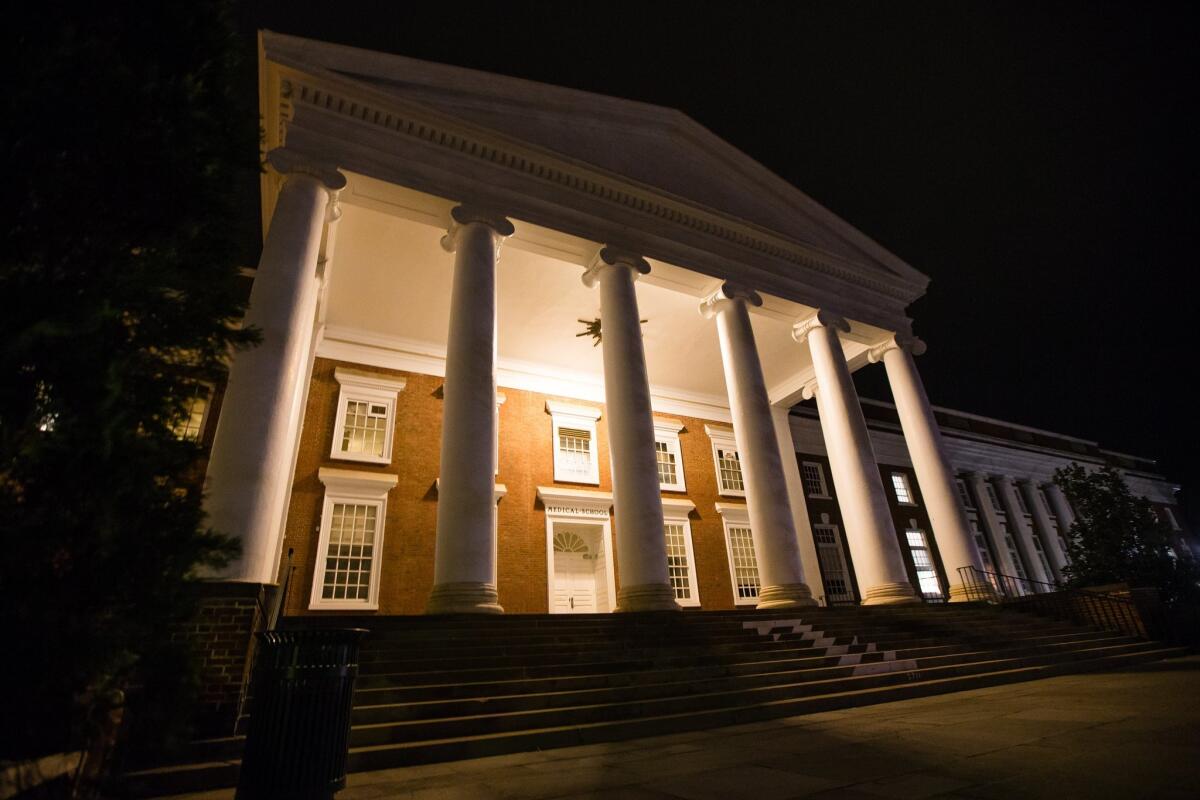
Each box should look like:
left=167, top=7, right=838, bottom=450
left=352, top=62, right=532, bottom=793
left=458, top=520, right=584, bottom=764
left=662, top=498, right=700, bottom=607
left=903, top=521, right=943, bottom=598
left=812, top=513, right=854, bottom=603
left=705, top=425, right=745, bottom=498
left=329, top=368, right=407, bottom=465
left=801, top=461, right=830, bottom=498
left=891, top=472, right=916, bottom=506
left=495, top=393, right=506, bottom=477
left=653, top=417, right=687, bottom=492
left=547, top=400, right=602, bottom=485
left=716, top=503, right=758, bottom=605
left=309, top=468, right=398, bottom=611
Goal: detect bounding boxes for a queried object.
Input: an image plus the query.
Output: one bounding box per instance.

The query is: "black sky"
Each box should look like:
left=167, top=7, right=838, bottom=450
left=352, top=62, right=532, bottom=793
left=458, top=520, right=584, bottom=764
left=250, top=1, right=1198, bottom=517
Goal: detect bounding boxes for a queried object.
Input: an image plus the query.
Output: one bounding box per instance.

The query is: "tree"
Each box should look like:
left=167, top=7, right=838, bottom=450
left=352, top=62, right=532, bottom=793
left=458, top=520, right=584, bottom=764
left=1054, top=463, right=1198, bottom=604
left=1, top=0, right=260, bottom=769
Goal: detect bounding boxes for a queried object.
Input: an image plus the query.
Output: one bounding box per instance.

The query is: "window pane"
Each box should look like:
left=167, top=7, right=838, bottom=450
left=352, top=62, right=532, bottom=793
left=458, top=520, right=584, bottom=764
left=558, top=427, right=592, bottom=476
left=891, top=473, right=912, bottom=504
left=664, top=523, right=691, bottom=600
left=321, top=502, right=377, bottom=603
left=904, top=528, right=941, bottom=597
left=173, top=385, right=209, bottom=441
left=802, top=463, right=825, bottom=496
left=717, top=449, right=744, bottom=492
left=656, top=440, right=678, bottom=486
left=341, top=399, right=388, bottom=457
left=727, top=525, right=759, bottom=598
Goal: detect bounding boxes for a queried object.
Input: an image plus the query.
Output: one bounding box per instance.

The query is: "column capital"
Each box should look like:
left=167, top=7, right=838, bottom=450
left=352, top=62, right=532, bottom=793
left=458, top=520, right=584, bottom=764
left=441, top=205, right=515, bottom=252
left=266, top=148, right=348, bottom=193
left=791, top=310, right=850, bottom=345
left=582, top=246, right=650, bottom=288
left=867, top=333, right=927, bottom=364
left=698, top=281, right=762, bottom=319
left=800, top=378, right=820, bottom=401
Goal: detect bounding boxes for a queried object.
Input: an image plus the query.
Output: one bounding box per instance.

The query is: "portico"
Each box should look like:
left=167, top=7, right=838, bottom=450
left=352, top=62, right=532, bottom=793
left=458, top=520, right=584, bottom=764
left=200, top=32, right=989, bottom=614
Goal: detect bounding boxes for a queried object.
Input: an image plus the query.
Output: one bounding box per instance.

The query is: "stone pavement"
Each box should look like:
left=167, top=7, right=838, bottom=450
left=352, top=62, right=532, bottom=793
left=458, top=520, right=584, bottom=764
left=177, top=657, right=1200, bottom=799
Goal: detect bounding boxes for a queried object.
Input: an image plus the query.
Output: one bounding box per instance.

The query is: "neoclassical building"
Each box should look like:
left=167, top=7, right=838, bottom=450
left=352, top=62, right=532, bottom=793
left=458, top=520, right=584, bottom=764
left=193, top=32, right=1191, bottom=624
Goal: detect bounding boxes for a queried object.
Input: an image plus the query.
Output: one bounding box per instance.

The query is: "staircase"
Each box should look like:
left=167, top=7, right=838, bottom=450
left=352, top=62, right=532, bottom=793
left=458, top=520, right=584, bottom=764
left=121, top=604, right=1184, bottom=796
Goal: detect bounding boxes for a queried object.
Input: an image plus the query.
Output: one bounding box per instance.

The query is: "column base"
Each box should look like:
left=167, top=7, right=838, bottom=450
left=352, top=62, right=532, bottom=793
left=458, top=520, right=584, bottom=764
left=946, top=581, right=995, bottom=603
left=426, top=581, right=504, bottom=615
left=756, top=583, right=819, bottom=609
left=615, top=582, right=681, bottom=612
left=862, top=581, right=920, bottom=606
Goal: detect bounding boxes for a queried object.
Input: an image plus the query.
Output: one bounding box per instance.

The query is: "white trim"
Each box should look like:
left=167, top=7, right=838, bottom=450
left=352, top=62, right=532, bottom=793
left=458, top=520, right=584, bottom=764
left=316, top=324, right=733, bottom=423
left=653, top=417, right=687, bottom=492
left=329, top=368, right=406, bottom=465
left=537, top=487, right=617, bottom=613
left=705, top=425, right=746, bottom=498
left=309, top=469, right=398, bottom=611
left=547, top=401, right=602, bottom=485
left=715, top=502, right=757, bottom=605
left=662, top=511, right=701, bottom=607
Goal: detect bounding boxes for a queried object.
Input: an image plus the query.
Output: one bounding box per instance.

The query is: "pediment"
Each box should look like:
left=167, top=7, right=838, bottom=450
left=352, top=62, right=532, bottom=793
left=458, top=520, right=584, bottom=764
left=262, top=31, right=928, bottom=304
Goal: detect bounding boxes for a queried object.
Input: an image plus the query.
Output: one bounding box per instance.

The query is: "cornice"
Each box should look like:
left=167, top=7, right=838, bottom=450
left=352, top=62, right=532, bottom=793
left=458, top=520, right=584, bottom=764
left=269, top=67, right=922, bottom=308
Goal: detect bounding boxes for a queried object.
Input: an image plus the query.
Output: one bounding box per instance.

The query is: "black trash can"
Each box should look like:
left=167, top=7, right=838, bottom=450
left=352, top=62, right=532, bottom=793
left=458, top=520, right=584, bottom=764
left=236, top=628, right=368, bottom=799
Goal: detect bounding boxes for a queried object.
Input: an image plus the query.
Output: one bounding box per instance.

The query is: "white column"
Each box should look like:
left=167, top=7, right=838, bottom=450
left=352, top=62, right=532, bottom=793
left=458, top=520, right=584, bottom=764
left=583, top=248, right=677, bottom=612
left=205, top=151, right=345, bottom=585
left=701, top=284, right=816, bottom=608
left=794, top=311, right=917, bottom=605
left=1043, top=483, right=1076, bottom=532
left=771, top=405, right=826, bottom=597
left=964, top=472, right=1019, bottom=577
left=994, top=475, right=1052, bottom=586
left=869, top=336, right=985, bottom=601
left=427, top=206, right=513, bottom=614
left=1019, top=479, right=1068, bottom=580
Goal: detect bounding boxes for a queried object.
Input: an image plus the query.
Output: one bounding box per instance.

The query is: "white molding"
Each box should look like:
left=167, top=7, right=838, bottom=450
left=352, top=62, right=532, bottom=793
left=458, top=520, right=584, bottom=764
left=545, top=400, right=602, bottom=421
left=317, top=324, right=733, bottom=423
left=317, top=467, right=398, bottom=497
left=663, top=514, right=702, bottom=608
left=333, top=367, right=408, bottom=394
left=715, top=502, right=751, bottom=524
left=536, top=486, right=614, bottom=517
left=547, top=402, right=602, bottom=485
left=660, top=497, right=697, bottom=518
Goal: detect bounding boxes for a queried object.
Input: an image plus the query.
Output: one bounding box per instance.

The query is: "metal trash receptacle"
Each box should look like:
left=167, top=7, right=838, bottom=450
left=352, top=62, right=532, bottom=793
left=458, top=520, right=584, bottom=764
left=236, top=628, right=368, bottom=799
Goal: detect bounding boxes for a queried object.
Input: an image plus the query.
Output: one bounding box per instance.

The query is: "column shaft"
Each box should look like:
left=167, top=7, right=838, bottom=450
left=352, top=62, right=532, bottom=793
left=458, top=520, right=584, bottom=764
left=587, top=250, right=676, bottom=611
left=708, top=288, right=815, bottom=608
left=428, top=208, right=512, bottom=614
left=878, top=343, right=984, bottom=600
left=964, top=473, right=1019, bottom=579
left=798, top=315, right=916, bottom=605
left=771, top=406, right=826, bottom=597
left=1019, top=479, right=1067, bottom=581
left=994, top=476, right=1053, bottom=586
left=205, top=166, right=340, bottom=584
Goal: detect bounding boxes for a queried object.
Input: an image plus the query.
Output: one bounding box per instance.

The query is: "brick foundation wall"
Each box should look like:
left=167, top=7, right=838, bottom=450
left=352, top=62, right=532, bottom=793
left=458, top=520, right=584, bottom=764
left=280, top=357, right=745, bottom=615
left=180, top=582, right=268, bottom=735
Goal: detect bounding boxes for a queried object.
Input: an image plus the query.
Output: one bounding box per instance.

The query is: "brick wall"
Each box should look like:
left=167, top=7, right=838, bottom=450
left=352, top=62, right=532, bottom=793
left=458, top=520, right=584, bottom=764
left=180, top=582, right=267, bottom=734
left=280, top=357, right=744, bottom=615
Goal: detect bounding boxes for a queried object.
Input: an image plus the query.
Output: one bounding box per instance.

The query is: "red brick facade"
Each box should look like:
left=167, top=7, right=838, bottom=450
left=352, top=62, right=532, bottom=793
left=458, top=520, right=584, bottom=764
left=279, top=358, right=747, bottom=615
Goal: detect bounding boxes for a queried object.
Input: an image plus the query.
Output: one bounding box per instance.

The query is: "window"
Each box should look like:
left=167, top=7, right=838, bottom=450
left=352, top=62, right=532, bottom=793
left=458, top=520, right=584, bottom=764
left=956, top=479, right=975, bottom=510
left=309, top=468, right=398, bottom=610
left=985, top=483, right=1004, bottom=514
left=330, top=369, right=406, bottom=465
left=653, top=418, right=687, bottom=492
left=969, top=517, right=999, bottom=581
left=904, top=526, right=942, bottom=598
left=717, top=504, right=758, bottom=604
left=706, top=426, right=744, bottom=497
left=1037, top=488, right=1054, bottom=517
left=802, top=462, right=829, bottom=498
left=662, top=499, right=699, bottom=606
left=1014, top=489, right=1031, bottom=515
left=891, top=472, right=915, bottom=505
left=813, top=519, right=853, bottom=602
left=999, top=520, right=1029, bottom=586
left=1031, top=534, right=1054, bottom=581
left=547, top=401, right=602, bottom=485
left=172, top=383, right=212, bottom=442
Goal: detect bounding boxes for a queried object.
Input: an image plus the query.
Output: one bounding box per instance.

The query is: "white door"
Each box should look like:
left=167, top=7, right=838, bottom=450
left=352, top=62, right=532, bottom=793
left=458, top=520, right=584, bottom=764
left=552, top=530, right=596, bottom=613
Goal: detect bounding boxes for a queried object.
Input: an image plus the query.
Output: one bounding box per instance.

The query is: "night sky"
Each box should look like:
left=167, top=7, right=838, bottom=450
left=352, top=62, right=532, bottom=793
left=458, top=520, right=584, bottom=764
left=250, top=2, right=1197, bottom=519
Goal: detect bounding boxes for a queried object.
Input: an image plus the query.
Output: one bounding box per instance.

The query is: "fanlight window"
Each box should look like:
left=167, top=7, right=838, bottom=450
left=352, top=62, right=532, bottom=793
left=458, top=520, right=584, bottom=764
left=553, top=530, right=590, bottom=554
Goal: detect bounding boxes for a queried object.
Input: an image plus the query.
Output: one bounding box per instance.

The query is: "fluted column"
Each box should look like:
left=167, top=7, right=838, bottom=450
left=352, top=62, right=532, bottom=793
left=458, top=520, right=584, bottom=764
left=205, top=150, right=345, bottom=584
left=794, top=310, right=916, bottom=605
left=701, top=284, right=816, bottom=608
left=1043, top=483, right=1077, bottom=535
left=1019, top=479, right=1067, bottom=581
left=869, top=336, right=985, bottom=601
left=427, top=206, right=513, bottom=614
left=993, top=475, right=1052, bottom=585
left=583, top=248, right=677, bottom=612
left=964, top=472, right=1020, bottom=578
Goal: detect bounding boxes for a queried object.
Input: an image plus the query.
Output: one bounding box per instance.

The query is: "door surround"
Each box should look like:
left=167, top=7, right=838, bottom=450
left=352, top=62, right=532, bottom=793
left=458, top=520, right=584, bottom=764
left=537, top=486, right=617, bottom=613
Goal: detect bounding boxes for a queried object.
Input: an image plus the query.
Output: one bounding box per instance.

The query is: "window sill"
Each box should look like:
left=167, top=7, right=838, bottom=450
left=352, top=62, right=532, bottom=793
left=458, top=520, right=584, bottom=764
left=309, top=601, right=379, bottom=611
left=807, top=494, right=832, bottom=500
left=329, top=451, right=392, bottom=466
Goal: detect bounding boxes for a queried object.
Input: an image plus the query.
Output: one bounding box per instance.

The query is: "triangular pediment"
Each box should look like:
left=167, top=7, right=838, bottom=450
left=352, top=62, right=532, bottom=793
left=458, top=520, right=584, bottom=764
left=263, top=31, right=928, bottom=296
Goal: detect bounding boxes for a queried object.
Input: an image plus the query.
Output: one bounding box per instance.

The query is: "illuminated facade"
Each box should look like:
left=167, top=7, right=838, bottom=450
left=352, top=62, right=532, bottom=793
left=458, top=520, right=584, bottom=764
left=198, top=32, right=1192, bottom=617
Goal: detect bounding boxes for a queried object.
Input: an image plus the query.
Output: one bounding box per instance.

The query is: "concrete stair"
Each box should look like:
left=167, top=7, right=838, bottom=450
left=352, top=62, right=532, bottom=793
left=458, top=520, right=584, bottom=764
left=119, top=605, right=1185, bottom=796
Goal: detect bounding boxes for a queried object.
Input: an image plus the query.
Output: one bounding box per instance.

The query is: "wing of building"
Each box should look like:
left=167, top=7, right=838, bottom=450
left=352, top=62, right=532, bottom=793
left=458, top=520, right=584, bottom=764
left=188, top=31, right=1192, bottom=631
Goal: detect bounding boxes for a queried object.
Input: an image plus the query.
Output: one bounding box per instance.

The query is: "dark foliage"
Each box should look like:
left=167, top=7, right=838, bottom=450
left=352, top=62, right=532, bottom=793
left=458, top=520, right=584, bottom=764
left=1055, top=464, right=1199, bottom=605
left=1, top=1, right=260, bottom=762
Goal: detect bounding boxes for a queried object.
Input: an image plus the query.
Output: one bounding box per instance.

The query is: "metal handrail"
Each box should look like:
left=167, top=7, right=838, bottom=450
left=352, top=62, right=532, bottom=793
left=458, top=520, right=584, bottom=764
left=958, top=565, right=1151, bottom=640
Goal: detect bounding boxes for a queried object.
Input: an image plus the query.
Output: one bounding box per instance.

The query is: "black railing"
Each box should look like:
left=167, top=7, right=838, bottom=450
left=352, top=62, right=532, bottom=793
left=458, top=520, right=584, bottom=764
left=958, top=565, right=1151, bottom=639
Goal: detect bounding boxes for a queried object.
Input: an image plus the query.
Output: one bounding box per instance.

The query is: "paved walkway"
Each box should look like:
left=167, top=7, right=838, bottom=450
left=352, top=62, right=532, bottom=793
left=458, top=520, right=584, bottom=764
left=181, top=657, right=1200, bottom=799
